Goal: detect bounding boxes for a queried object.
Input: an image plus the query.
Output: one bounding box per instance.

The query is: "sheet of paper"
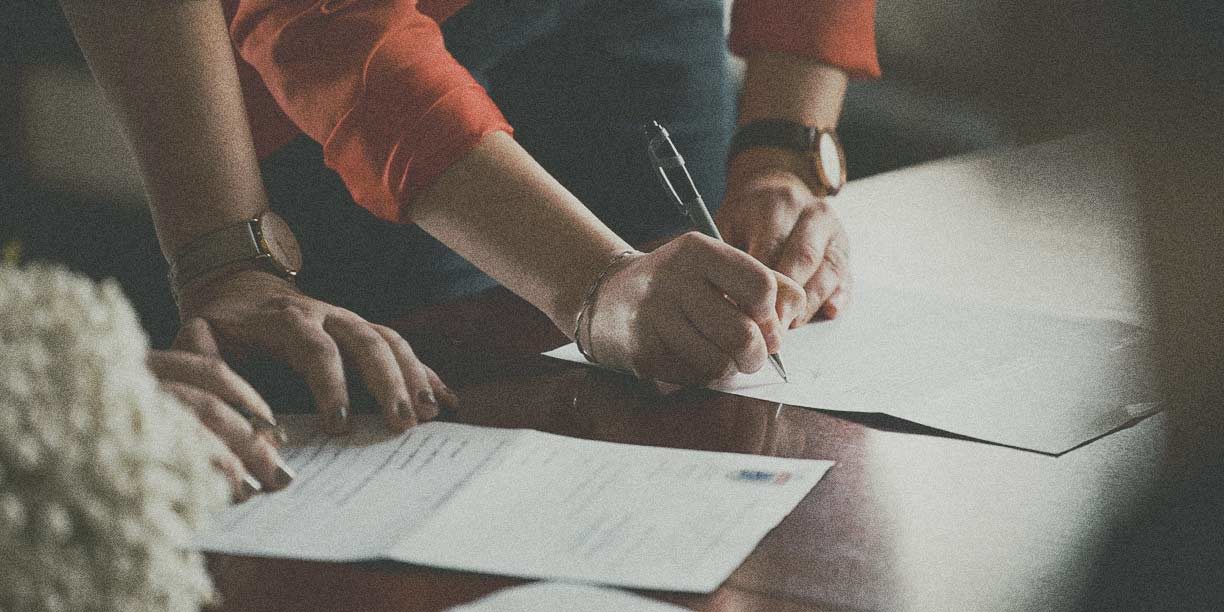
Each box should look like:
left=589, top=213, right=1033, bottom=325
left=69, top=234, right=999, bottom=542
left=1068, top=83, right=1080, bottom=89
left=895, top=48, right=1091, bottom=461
left=200, top=416, right=832, bottom=593
left=544, top=288, right=1160, bottom=454
left=199, top=418, right=523, bottom=561
left=446, top=582, right=688, bottom=612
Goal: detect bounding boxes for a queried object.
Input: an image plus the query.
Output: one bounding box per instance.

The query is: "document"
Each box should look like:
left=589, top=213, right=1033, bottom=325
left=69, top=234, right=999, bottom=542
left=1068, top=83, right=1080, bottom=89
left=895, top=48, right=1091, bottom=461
left=199, top=416, right=832, bottom=593
left=545, top=288, right=1160, bottom=454
left=446, top=582, right=688, bottom=611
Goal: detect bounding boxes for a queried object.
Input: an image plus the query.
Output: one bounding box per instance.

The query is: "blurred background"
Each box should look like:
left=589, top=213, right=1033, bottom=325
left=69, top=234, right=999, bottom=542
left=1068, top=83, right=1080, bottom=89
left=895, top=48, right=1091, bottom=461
left=1, top=0, right=1221, bottom=347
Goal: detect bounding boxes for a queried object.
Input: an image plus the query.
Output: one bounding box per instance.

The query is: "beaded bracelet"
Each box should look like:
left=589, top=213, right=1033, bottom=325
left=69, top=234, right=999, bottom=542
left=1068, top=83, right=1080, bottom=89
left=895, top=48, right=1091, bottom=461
left=573, top=249, right=639, bottom=364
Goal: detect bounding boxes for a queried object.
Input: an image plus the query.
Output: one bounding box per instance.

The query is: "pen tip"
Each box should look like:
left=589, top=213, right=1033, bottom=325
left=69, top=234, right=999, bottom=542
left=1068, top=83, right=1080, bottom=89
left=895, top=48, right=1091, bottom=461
left=768, top=354, right=789, bottom=382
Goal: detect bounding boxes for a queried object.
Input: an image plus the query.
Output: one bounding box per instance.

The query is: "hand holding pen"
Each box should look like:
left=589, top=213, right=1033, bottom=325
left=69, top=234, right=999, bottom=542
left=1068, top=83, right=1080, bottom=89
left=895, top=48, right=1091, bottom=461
left=565, top=124, right=805, bottom=386
left=645, top=121, right=795, bottom=381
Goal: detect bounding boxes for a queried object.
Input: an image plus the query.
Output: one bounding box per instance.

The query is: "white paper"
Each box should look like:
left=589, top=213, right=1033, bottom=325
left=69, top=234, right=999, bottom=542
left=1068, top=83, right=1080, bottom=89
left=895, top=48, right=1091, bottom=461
left=199, top=416, right=832, bottom=593
left=544, top=288, right=1159, bottom=454
left=446, top=582, right=688, bottom=612
left=200, top=418, right=523, bottom=561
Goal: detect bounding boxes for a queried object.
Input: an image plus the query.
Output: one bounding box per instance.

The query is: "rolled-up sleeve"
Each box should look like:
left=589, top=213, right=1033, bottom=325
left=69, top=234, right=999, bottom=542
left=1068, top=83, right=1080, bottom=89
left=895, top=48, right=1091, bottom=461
left=230, top=0, right=512, bottom=222
left=730, top=0, right=881, bottom=79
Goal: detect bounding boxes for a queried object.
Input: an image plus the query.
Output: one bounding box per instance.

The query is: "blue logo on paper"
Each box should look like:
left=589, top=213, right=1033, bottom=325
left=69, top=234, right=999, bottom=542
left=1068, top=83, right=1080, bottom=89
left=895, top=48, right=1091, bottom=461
left=730, top=470, right=792, bottom=485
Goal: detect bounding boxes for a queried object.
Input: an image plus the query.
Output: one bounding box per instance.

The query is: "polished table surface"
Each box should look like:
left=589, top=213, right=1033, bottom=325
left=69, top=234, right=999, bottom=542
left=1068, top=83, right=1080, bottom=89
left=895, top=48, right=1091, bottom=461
left=207, top=134, right=1169, bottom=611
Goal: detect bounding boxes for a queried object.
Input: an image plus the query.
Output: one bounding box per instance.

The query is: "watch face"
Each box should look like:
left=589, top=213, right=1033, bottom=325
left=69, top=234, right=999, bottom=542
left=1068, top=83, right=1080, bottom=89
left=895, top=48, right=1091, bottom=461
left=816, top=131, right=846, bottom=195
left=258, top=212, right=303, bottom=275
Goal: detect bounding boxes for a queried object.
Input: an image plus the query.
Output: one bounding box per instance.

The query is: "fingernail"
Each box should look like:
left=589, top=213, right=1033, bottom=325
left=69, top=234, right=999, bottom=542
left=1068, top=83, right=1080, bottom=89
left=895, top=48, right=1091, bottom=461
left=438, top=385, right=460, bottom=409
left=328, top=405, right=350, bottom=433
left=239, top=473, right=262, bottom=501
left=396, top=400, right=414, bottom=422
left=417, top=390, right=439, bottom=420
left=272, top=458, right=296, bottom=488
left=253, top=419, right=290, bottom=446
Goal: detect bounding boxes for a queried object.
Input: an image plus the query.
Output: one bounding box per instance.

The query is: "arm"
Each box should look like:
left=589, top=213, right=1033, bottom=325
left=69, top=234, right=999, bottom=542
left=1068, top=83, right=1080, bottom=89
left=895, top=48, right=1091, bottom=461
left=59, top=0, right=293, bottom=497
left=409, top=132, right=806, bottom=385
left=229, top=0, right=806, bottom=384
left=60, top=0, right=265, bottom=256
left=717, top=0, right=880, bottom=324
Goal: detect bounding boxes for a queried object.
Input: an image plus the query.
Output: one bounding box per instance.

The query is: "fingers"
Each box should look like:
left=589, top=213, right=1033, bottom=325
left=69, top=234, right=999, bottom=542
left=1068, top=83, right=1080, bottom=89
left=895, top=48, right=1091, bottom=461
left=817, top=242, right=853, bottom=320
left=163, top=381, right=294, bottom=497
left=373, top=324, right=450, bottom=421
left=208, top=444, right=259, bottom=503
left=773, top=271, right=807, bottom=330
left=679, top=282, right=769, bottom=375
left=774, top=205, right=839, bottom=287
left=147, top=349, right=282, bottom=443
left=263, top=316, right=351, bottom=435
left=683, top=233, right=782, bottom=346
left=795, top=236, right=851, bottom=324
left=644, top=310, right=737, bottom=385
left=325, top=315, right=418, bottom=432
left=744, top=200, right=802, bottom=269
left=173, top=317, right=223, bottom=357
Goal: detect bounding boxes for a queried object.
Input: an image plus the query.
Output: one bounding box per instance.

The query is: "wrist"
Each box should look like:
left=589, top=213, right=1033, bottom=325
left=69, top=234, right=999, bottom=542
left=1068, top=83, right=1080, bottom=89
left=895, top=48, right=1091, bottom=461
left=728, top=120, right=847, bottom=197
left=549, top=248, right=640, bottom=340
left=728, top=147, right=817, bottom=190
left=167, top=210, right=301, bottom=302
left=571, top=250, right=641, bottom=362
left=174, top=265, right=294, bottom=313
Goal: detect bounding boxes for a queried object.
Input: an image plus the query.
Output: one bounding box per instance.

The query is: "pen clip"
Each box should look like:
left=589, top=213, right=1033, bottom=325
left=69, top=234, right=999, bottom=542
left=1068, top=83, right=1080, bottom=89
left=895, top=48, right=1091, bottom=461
left=645, top=122, right=691, bottom=218
left=654, top=166, right=689, bottom=217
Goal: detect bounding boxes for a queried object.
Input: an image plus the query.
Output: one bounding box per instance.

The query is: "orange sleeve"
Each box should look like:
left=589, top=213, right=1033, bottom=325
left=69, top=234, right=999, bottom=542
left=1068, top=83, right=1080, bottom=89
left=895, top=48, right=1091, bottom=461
left=730, top=0, right=881, bottom=79
left=229, top=0, right=512, bottom=223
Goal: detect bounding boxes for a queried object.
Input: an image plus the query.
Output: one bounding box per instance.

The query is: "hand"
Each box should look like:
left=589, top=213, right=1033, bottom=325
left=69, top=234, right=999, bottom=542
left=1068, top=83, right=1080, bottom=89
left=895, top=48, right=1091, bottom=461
left=148, top=348, right=291, bottom=502
left=717, top=150, right=852, bottom=326
left=174, top=269, right=458, bottom=436
left=584, top=232, right=806, bottom=386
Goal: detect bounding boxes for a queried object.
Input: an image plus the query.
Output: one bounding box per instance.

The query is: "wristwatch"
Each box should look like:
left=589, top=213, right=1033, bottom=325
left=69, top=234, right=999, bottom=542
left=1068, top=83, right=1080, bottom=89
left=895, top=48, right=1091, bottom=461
left=168, top=211, right=302, bottom=293
left=728, top=119, right=847, bottom=196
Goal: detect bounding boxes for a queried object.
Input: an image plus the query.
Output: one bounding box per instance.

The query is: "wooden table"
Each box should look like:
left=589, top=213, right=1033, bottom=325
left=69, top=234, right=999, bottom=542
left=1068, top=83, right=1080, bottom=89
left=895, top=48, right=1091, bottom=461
left=207, top=134, right=1169, bottom=611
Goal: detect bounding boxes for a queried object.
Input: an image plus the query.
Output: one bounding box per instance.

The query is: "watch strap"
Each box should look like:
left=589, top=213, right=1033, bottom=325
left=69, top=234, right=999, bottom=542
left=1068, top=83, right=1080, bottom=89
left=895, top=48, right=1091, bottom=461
left=729, top=119, right=821, bottom=160
left=169, top=219, right=265, bottom=289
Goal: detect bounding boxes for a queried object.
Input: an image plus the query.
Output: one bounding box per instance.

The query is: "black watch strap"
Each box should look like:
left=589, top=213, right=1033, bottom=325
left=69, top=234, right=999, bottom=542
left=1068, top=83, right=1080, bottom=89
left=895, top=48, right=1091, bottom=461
left=728, top=119, right=821, bottom=160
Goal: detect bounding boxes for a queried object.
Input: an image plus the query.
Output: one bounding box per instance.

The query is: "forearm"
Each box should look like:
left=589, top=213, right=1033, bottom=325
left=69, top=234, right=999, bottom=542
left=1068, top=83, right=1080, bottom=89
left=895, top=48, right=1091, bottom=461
left=739, top=51, right=848, bottom=129
left=61, top=0, right=268, bottom=258
left=406, top=132, right=631, bottom=334
left=733, top=52, right=849, bottom=181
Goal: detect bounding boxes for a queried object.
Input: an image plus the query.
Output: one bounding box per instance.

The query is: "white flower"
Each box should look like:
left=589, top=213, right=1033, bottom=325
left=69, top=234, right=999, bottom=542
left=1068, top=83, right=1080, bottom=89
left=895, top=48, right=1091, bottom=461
left=0, top=265, right=228, bottom=612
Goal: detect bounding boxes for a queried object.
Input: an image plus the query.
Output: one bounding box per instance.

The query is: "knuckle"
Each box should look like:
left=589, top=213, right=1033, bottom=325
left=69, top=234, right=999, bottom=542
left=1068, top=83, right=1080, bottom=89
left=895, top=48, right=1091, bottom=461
left=348, top=327, right=386, bottom=353
left=818, top=265, right=840, bottom=290
left=370, top=324, right=400, bottom=340
left=793, top=244, right=823, bottom=270
left=199, top=355, right=232, bottom=380
left=299, top=332, right=339, bottom=360
left=729, top=319, right=757, bottom=348
left=811, top=198, right=833, bottom=216
left=680, top=231, right=713, bottom=251
left=755, top=267, right=778, bottom=295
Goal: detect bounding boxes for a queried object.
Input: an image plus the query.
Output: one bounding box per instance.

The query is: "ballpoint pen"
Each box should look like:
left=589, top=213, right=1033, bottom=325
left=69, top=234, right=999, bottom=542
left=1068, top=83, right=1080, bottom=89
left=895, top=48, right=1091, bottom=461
left=644, top=121, right=789, bottom=382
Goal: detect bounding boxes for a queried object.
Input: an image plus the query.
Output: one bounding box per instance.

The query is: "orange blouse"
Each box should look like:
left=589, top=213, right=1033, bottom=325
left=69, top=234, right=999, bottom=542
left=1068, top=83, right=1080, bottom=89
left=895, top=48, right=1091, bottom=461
left=222, top=0, right=879, bottom=223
